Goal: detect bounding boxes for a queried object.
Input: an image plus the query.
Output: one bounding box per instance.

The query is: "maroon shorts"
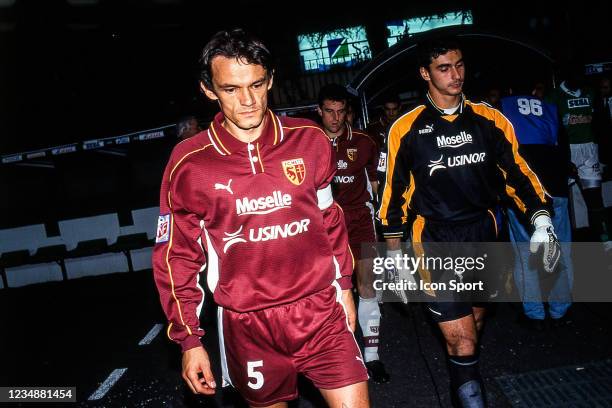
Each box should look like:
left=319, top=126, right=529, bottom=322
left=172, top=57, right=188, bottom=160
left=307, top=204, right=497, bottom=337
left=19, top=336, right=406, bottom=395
left=218, top=284, right=368, bottom=407
left=344, top=203, right=377, bottom=260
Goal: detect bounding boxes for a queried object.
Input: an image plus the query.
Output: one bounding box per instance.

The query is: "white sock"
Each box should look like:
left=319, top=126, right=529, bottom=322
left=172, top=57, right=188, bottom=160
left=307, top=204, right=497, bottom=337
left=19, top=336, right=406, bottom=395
left=358, top=296, right=381, bottom=362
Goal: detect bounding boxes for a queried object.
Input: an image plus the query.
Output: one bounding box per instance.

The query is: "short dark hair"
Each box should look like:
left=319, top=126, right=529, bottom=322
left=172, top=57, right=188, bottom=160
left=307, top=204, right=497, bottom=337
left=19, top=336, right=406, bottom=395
left=318, top=83, right=349, bottom=107
left=199, top=28, right=274, bottom=89
left=417, top=37, right=462, bottom=69
left=381, top=93, right=401, bottom=106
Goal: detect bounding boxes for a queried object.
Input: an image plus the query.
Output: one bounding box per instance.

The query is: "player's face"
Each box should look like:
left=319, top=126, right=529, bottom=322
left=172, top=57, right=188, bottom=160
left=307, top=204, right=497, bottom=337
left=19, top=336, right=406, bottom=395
left=383, top=102, right=400, bottom=122
left=200, top=56, right=273, bottom=135
left=318, top=99, right=347, bottom=136
left=420, top=49, right=465, bottom=97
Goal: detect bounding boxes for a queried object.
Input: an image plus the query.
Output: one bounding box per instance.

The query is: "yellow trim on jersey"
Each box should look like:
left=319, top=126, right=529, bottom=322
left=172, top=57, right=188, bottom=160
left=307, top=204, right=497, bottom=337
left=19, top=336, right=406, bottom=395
left=468, top=101, right=547, bottom=207
left=488, top=209, right=498, bottom=237
left=164, top=199, right=190, bottom=335
left=268, top=110, right=278, bottom=145
left=165, top=144, right=214, bottom=340
left=352, top=130, right=379, bottom=149
left=167, top=322, right=174, bottom=341
left=169, top=144, right=213, bottom=182
left=256, top=142, right=265, bottom=172
left=403, top=172, right=416, bottom=215
left=412, top=216, right=435, bottom=297
left=283, top=124, right=327, bottom=134
left=378, top=105, right=427, bottom=223
left=210, top=122, right=231, bottom=155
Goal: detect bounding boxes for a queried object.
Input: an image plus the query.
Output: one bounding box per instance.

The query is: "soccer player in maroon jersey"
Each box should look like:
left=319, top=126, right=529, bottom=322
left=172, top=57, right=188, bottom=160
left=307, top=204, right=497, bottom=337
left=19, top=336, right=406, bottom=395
left=153, top=29, right=369, bottom=408
left=366, top=93, right=402, bottom=150
left=317, top=84, right=390, bottom=383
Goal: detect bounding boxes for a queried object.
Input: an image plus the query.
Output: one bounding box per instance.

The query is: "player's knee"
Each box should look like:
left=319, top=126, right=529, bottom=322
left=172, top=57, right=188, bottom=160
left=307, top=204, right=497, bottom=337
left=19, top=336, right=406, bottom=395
left=446, top=336, right=477, bottom=356
left=357, top=280, right=375, bottom=298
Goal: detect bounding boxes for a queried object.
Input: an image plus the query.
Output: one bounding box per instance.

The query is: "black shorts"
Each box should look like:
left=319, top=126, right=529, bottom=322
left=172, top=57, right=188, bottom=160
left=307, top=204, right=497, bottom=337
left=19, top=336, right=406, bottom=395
left=410, top=211, right=499, bottom=322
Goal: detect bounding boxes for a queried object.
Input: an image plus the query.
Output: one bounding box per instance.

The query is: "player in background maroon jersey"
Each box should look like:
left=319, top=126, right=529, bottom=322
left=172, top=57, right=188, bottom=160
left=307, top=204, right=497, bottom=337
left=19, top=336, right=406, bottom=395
left=317, top=84, right=390, bottom=384
left=153, top=29, right=369, bottom=408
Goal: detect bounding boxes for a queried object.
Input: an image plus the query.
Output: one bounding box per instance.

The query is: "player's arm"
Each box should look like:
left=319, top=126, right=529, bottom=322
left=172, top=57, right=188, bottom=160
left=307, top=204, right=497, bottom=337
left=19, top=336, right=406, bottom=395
left=493, top=110, right=560, bottom=272
left=377, top=121, right=413, bottom=243
left=152, top=160, right=216, bottom=394
left=316, top=134, right=357, bottom=329
left=365, top=136, right=380, bottom=197
left=317, top=150, right=354, bottom=291
left=492, top=109, right=550, bottom=222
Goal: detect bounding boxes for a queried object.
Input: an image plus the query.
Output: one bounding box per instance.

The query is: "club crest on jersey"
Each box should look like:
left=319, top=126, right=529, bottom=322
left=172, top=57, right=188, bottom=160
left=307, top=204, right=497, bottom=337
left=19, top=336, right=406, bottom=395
left=282, top=158, right=306, bottom=185
left=156, top=214, right=171, bottom=244
left=347, top=148, right=358, bottom=162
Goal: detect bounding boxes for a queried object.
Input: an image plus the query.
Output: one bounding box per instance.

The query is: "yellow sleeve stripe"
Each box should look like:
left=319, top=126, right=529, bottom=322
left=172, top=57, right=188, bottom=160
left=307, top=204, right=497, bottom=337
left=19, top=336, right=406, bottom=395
left=469, top=102, right=547, bottom=205
left=379, top=105, right=426, bottom=221
left=165, top=145, right=213, bottom=338
left=164, top=198, right=190, bottom=334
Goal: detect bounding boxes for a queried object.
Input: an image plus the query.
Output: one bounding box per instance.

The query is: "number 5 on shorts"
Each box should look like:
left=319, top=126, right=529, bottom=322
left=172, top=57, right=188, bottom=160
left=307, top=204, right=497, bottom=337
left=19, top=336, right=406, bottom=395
left=247, top=360, right=264, bottom=390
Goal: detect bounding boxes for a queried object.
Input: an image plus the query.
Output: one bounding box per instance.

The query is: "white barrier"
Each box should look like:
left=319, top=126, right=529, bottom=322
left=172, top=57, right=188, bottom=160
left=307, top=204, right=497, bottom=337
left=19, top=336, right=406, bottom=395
left=0, top=207, right=160, bottom=288
left=6, top=262, right=64, bottom=287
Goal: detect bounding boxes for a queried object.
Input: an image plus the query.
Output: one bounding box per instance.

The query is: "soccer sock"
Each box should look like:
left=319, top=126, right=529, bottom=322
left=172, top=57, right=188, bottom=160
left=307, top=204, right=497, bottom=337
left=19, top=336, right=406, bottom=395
left=448, top=354, right=485, bottom=408
left=358, top=296, right=380, bottom=362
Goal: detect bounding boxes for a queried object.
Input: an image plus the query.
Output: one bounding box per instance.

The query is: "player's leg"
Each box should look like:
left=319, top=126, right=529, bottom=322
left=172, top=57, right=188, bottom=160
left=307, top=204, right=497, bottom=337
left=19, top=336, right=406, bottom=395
left=219, top=307, right=298, bottom=407
left=574, top=143, right=610, bottom=244
left=356, top=256, right=389, bottom=383
left=296, top=285, right=369, bottom=406
left=319, top=381, right=370, bottom=408
left=353, top=206, right=389, bottom=383
left=438, top=313, right=485, bottom=408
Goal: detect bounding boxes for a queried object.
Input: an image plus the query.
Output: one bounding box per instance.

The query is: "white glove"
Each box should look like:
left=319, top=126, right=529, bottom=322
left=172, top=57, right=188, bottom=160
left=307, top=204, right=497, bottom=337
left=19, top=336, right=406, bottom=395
left=384, top=249, right=415, bottom=304
left=530, top=214, right=561, bottom=273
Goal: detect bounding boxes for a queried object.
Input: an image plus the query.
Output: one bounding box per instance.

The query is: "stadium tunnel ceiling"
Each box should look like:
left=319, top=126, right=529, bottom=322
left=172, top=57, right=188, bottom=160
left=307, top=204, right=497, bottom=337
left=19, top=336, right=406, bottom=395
left=349, top=26, right=555, bottom=110
left=0, top=1, right=610, bottom=155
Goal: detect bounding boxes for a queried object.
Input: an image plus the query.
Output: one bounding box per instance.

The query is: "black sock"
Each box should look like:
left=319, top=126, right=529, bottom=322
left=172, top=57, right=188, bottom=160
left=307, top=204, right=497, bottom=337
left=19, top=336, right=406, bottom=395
left=448, top=354, right=484, bottom=407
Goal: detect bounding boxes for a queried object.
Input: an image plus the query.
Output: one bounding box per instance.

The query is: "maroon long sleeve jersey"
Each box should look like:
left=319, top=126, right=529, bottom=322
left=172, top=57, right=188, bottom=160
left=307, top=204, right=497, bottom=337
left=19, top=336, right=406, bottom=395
left=153, top=110, right=354, bottom=351
left=330, top=124, right=379, bottom=210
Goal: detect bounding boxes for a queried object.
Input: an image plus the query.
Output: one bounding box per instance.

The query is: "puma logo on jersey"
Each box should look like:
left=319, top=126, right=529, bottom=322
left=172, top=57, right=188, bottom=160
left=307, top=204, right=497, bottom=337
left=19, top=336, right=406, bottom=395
left=214, top=179, right=233, bottom=194
left=419, top=124, right=434, bottom=134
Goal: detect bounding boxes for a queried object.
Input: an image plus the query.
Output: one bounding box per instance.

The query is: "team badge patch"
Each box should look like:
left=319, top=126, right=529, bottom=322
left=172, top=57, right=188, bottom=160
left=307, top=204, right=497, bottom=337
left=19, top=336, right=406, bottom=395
left=156, top=214, right=171, bottom=244
left=282, top=158, right=306, bottom=185
left=377, top=152, right=387, bottom=172
left=347, top=148, right=358, bottom=162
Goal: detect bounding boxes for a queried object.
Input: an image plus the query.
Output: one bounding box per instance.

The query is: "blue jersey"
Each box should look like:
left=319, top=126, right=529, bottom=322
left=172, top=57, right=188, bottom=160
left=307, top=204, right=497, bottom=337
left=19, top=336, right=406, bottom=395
left=501, top=95, right=559, bottom=145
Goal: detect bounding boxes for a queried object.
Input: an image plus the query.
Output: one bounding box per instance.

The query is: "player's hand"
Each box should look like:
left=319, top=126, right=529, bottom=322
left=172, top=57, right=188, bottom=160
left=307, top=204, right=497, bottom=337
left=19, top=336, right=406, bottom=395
left=341, top=289, right=357, bottom=332
left=182, top=345, right=217, bottom=395
left=530, top=214, right=561, bottom=273
left=386, top=248, right=410, bottom=303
